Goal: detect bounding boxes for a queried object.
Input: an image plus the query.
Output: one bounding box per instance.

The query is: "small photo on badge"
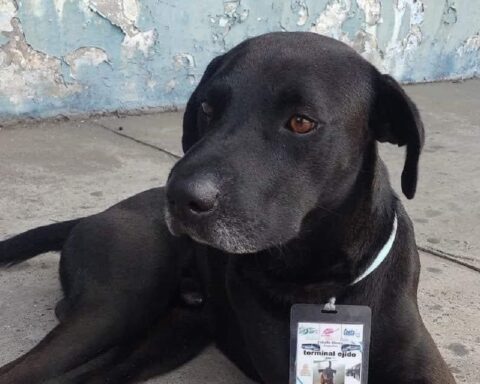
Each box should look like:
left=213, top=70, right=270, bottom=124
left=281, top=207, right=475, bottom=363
left=313, top=360, right=345, bottom=384
left=345, top=362, right=361, bottom=384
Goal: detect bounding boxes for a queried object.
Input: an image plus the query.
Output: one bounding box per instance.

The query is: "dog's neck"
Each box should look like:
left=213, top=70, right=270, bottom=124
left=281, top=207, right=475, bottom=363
left=255, top=144, right=397, bottom=287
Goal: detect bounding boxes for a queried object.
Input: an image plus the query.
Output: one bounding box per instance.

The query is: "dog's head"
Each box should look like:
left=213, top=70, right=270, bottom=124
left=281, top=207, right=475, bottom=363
left=165, top=32, right=424, bottom=254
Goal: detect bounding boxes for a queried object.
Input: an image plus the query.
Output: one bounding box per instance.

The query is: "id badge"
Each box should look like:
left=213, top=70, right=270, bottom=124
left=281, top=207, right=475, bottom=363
left=290, top=304, right=371, bottom=384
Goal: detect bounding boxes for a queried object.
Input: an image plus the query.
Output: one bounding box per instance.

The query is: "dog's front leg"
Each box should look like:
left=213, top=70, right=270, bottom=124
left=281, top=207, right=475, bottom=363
left=64, top=306, right=211, bottom=384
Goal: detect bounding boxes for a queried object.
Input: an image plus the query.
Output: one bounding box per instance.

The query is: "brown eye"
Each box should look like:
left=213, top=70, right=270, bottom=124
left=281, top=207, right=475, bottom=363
left=201, top=102, right=213, bottom=117
left=288, top=115, right=316, bottom=134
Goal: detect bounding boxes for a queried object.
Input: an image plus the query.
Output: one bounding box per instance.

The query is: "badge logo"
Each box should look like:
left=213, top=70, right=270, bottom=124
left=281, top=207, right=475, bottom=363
left=322, top=327, right=338, bottom=336
left=299, top=326, right=317, bottom=335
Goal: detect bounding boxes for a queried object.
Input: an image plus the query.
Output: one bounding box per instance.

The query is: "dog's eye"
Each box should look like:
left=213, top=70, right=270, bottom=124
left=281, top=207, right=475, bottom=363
left=288, top=115, right=316, bottom=134
left=201, top=102, right=213, bottom=117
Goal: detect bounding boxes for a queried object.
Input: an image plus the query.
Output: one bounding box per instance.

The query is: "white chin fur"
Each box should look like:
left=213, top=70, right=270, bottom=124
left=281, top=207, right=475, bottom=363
left=165, top=209, right=263, bottom=254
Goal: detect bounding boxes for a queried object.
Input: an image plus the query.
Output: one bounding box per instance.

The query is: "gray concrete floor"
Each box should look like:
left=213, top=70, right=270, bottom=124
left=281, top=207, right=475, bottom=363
left=0, top=79, right=479, bottom=383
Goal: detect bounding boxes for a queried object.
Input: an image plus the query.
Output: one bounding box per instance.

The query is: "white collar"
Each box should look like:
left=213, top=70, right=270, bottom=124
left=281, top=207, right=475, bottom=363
left=323, top=214, right=398, bottom=311
left=351, top=213, right=398, bottom=285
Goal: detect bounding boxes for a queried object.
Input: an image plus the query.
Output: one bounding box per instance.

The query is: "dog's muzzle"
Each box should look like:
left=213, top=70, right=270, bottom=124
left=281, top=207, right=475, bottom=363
left=166, top=174, right=219, bottom=219
left=164, top=172, right=220, bottom=237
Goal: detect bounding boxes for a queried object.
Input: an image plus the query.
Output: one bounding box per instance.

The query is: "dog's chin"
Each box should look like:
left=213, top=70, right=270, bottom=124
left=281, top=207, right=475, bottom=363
left=188, top=231, right=260, bottom=254
left=173, top=224, right=262, bottom=254
left=165, top=210, right=277, bottom=254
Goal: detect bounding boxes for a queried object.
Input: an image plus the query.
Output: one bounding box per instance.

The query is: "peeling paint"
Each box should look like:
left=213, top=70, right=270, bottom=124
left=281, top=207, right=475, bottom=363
left=383, top=0, right=425, bottom=79
left=0, top=0, right=478, bottom=119
left=88, top=0, right=137, bottom=36
left=0, top=18, right=80, bottom=105
left=64, top=47, right=110, bottom=77
left=0, top=0, right=17, bottom=32
left=171, top=52, right=197, bottom=87
left=355, top=0, right=382, bottom=68
left=457, top=33, right=480, bottom=56
left=442, top=1, right=458, bottom=25
left=122, top=30, right=156, bottom=58
left=291, top=0, right=309, bottom=27
left=310, top=0, right=352, bottom=43
left=122, top=0, right=138, bottom=23
left=87, top=0, right=156, bottom=57
left=173, top=53, right=195, bottom=71
left=210, top=0, right=250, bottom=50
left=401, top=1, right=424, bottom=57
left=224, top=1, right=238, bottom=17
left=357, top=0, right=381, bottom=26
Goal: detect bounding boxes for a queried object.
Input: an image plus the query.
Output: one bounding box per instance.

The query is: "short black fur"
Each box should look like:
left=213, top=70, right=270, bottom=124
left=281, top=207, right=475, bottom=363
left=0, top=32, right=454, bottom=384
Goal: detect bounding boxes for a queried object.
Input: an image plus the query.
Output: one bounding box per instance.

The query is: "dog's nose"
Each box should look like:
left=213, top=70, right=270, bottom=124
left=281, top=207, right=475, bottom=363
left=167, top=176, right=219, bottom=217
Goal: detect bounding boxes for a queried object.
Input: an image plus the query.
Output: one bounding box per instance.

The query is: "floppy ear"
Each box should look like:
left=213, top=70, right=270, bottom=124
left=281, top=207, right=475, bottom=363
left=182, top=54, right=225, bottom=153
left=371, top=74, right=425, bottom=199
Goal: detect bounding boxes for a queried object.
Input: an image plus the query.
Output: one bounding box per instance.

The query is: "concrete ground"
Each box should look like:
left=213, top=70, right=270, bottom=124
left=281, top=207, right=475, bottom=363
left=0, top=79, right=479, bottom=383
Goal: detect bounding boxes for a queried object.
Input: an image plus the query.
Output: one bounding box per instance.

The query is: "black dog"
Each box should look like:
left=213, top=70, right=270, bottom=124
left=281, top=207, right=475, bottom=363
left=0, top=32, right=455, bottom=384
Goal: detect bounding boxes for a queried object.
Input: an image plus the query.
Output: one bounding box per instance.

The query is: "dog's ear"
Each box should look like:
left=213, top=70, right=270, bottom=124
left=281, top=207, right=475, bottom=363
left=371, top=74, right=425, bottom=199
left=182, top=55, right=225, bottom=153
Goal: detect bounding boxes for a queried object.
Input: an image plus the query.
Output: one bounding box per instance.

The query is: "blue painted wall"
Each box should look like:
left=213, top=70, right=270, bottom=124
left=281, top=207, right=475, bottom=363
left=0, top=0, right=479, bottom=120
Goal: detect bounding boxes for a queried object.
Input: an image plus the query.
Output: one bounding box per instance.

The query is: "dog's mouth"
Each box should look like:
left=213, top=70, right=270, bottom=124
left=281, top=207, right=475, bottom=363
left=164, top=206, right=266, bottom=254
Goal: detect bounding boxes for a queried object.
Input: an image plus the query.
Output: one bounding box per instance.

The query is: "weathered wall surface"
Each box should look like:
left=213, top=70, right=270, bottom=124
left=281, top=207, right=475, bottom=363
left=0, top=0, right=479, bottom=120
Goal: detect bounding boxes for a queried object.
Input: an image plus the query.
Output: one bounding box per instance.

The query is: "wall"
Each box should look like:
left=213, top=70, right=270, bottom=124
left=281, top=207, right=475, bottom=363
left=0, top=0, right=479, bottom=120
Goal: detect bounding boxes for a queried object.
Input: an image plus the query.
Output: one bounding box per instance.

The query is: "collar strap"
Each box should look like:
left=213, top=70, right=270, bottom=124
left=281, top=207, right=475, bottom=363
left=351, top=213, right=398, bottom=285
